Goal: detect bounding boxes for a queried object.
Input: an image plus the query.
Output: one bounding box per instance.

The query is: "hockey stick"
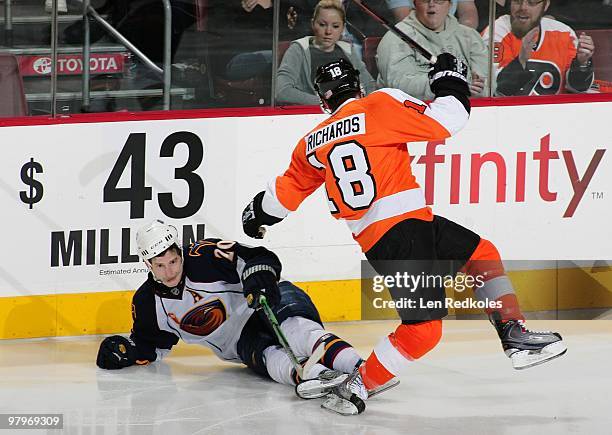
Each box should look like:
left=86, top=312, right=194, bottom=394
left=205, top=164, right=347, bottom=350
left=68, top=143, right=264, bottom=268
left=259, top=295, right=326, bottom=380
left=349, top=0, right=437, bottom=64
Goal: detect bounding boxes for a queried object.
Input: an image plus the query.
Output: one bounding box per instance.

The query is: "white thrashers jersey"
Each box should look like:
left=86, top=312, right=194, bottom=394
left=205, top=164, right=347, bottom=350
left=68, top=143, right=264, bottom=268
left=261, top=88, right=469, bottom=252
left=129, top=239, right=281, bottom=363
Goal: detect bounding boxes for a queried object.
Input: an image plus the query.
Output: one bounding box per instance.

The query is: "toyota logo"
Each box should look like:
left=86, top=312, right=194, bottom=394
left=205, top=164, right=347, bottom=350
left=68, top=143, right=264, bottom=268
left=33, top=57, right=52, bottom=74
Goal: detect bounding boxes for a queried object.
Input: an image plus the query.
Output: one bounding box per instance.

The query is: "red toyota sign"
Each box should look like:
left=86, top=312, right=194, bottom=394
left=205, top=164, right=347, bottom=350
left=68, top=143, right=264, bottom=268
left=18, top=53, right=126, bottom=76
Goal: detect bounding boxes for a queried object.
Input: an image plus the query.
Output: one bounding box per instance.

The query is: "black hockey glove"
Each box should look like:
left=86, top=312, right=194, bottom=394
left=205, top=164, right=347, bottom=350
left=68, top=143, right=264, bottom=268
left=242, top=191, right=283, bottom=239
left=96, top=335, right=138, bottom=370
left=242, top=264, right=281, bottom=309
left=428, top=53, right=470, bottom=111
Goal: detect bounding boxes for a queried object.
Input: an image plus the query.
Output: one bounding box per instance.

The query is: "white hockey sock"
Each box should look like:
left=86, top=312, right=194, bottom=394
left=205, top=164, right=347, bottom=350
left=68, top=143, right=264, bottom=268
left=263, top=346, right=327, bottom=385
left=330, top=347, right=363, bottom=374
left=303, top=362, right=328, bottom=380
left=279, top=317, right=363, bottom=374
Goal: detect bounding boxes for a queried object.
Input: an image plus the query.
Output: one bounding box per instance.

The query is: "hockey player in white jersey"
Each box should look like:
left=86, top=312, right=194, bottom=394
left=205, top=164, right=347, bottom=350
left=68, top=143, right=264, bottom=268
left=96, top=220, right=365, bottom=395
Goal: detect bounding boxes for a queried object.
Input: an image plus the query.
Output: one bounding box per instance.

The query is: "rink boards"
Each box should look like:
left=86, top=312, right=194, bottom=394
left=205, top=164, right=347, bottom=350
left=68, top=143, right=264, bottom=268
left=0, top=97, right=611, bottom=338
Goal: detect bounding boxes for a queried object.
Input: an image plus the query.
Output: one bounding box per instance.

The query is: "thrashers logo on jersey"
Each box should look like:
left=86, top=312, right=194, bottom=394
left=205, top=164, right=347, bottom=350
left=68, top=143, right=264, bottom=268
left=305, top=113, right=365, bottom=153
left=168, top=298, right=227, bottom=336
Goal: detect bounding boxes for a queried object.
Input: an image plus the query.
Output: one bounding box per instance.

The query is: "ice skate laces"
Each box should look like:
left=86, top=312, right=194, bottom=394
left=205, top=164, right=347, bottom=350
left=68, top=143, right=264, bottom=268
left=346, top=370, right=368, bottom=401
left=516, top=320, right=552, bottom=334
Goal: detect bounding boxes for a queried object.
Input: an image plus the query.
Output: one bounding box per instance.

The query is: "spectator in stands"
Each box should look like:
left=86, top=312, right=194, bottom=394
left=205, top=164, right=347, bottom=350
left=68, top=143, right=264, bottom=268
left=377, top=0, right=488, bottom=100
left=386, top=0, right=479, bottom=28
left=483, top=0, right=595, bottom=96
left=343, top=0, right=397, bottom=38
left=225, top=0, right=315, bottom=81
left=207, top=0, right=312, bottom=83
left=276, top=0, right=376, bottom=105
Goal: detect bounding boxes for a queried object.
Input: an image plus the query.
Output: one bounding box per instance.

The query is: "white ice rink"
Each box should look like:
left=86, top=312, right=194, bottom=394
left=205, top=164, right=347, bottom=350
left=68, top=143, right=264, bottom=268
left=1, top=319, right=611, bottom=435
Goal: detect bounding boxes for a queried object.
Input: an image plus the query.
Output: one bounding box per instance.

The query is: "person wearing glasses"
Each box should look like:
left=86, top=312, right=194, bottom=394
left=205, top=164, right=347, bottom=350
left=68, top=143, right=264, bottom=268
left=483, top=0, right=595, bottom=96
left=376, top=0, right=488, bottom=100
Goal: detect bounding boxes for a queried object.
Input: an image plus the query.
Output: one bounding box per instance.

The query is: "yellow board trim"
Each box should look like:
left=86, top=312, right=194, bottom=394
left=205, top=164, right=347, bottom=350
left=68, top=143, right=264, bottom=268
left=0, top=267, right=611, bottom=339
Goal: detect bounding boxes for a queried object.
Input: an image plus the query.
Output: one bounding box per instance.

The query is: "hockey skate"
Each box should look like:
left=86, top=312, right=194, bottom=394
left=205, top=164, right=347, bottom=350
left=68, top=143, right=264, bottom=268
left=321, top=368, right=367, bottom=415
left=296, top=369, right=400, bottom=400
left=296, top=370, right=349, bottom=399
left=491, top=313, right=567, bottom=370
left=367, top=377, right=400, bottom=398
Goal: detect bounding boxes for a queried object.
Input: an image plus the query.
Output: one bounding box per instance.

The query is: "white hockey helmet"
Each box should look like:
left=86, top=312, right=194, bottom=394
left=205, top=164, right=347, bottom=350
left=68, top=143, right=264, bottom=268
left=136, top=220, right=181, bottom=262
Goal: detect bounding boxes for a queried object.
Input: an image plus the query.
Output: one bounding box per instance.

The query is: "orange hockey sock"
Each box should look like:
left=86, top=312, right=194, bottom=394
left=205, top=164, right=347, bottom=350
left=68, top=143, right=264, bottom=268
left=360, top=320, right=442, bottom=390
left=359, top=352, right=394, bottom=390
left=463, top=238, right=506, bottom=279
left=463, top=239, right=524, bottom=322
left=487, top=293, right=525, bottom=322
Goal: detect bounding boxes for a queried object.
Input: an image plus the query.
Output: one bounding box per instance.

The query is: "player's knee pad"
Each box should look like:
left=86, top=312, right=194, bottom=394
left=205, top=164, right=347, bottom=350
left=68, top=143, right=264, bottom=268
left=393, top=320, right=442, bottom=360
left=463, top=239, right=506, bottom=280
left=275, top=281, right=323, bottom=325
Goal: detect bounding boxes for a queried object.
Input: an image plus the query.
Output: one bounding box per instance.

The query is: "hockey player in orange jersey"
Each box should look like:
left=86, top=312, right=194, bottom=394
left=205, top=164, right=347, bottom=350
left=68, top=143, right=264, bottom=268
left=242, top=57, right=567, bottom=415
left=483, top=0, right=595, bottom=96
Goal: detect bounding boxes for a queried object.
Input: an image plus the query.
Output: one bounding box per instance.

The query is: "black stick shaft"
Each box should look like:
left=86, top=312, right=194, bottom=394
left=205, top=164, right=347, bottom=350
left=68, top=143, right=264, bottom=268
left=350, top=0, right=437, bottom=64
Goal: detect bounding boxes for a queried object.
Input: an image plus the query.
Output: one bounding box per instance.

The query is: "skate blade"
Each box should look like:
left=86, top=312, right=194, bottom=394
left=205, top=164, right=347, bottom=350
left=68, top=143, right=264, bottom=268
left=321, top=393, right=365, bottom=415
left=295, top=374, right=349, bottom=399
left=367, top=378, right=400, bottom=398
left=510, top=341, right=568, bottom=370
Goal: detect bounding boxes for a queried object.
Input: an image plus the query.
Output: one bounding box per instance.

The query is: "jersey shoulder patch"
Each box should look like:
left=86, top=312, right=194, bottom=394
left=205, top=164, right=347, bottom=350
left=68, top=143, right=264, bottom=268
left=373, top=88, right=428, bottom=111
left=184, top=239, right=240, bottom=284
left=541, top=17, right=574, bottom=35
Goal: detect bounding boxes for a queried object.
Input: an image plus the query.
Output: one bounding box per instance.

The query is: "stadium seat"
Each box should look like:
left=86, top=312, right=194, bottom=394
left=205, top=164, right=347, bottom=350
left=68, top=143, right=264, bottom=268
left=363, top=36, right=382, bottom=78
left=212, top=41, right=291, bottom=107
left=277, top=40, right=291, bottom=66
left=583, top=28, right=612, bottom=84
left=195, top=0, right=208, bottom=32
left=0, top=55, right=27, bottom=117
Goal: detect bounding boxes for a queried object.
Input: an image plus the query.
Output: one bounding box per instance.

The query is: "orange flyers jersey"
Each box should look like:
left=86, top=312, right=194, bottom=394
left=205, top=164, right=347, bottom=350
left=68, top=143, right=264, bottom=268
left=489, top=16, right=578, bottom=95
left=261, top=88, right=469, bottom=252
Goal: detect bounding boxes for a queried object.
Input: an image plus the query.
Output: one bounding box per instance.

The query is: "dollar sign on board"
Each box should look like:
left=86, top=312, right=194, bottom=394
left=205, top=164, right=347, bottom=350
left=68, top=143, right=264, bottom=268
left=19, top=158, right=44, bottom=209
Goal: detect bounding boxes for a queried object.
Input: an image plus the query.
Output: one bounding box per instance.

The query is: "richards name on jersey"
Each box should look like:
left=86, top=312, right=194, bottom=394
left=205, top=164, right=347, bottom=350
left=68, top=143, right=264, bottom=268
left=306, top=113, right=365, bottom=153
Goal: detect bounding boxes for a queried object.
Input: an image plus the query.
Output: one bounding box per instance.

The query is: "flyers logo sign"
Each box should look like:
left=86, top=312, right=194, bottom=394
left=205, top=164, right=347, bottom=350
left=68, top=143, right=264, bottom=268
left=169, top=298, right=227, bottom=336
